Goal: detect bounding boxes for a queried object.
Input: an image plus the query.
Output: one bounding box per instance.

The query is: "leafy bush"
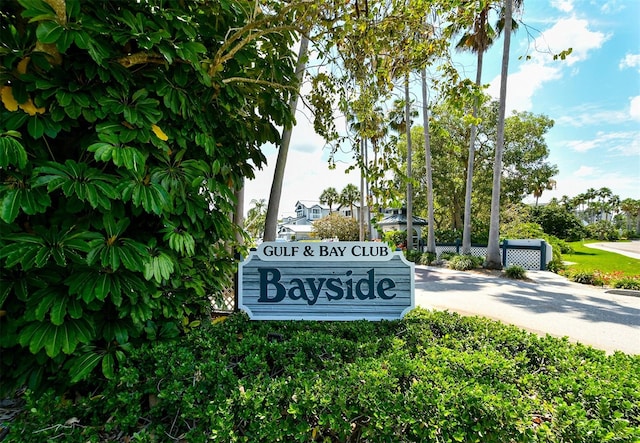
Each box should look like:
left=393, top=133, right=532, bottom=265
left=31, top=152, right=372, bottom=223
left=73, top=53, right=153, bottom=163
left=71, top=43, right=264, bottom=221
left=439, top=250, right=457, bottom=261
left=383, top=229, right=406, bottom=248
left=312, top=213, right=359, bottom=241
left=547, top=259, right=566, bottom=273
left=6, top=310, right=639, bottom=443
left=403, top=249, right=422, bottom=263
left=419, top=251, right=436, bottom=265
left=447, top=254, right=481, bottom=271
left=564, top=270, right=604, bottom=286
left=0, top=1, right=298, bottom=395
left=531, top=204, right=586, bottom=241
left=586, top=220, right=620, bottom=241
left=505, top=265, right=527, bottom=279
left=612, top=277, right=640, bottom=291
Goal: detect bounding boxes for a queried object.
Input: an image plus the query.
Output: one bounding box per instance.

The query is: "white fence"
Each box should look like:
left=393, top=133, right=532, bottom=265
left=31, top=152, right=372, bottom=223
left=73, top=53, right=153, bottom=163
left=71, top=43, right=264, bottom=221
left=430, top=239, right=553, bottom=270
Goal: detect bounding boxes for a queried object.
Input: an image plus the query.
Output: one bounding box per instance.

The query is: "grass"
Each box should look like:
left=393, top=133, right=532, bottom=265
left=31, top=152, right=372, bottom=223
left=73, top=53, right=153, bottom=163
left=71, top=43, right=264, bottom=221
left=565, top=241, right=640, bottom=277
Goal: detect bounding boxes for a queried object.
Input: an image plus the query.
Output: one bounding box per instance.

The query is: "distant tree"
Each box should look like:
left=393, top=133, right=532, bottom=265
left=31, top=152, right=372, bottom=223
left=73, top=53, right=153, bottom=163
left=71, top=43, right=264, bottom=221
left=312, top=213, right=359, bottom=241
left=319, top=187, right=339, bottom=213
left=339, top=184, right=360, bottom=219
left=245, top=199, right=267, bottom=240
left=531, top=203, right=586, bottom=241
left=620, top=198, right=640, bottom=235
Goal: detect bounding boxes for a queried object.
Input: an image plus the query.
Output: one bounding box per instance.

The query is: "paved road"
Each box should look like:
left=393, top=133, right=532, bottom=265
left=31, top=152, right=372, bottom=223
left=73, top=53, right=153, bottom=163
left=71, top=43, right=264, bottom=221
left=585, top=240, right=640, bottom=259
left=414, top=265, right=640, bottom=355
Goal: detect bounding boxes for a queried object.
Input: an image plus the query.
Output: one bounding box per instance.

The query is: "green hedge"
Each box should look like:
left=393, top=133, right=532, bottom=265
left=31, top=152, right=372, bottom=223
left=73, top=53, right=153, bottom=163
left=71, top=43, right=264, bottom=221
left=7, top=309, right=640, bottom=442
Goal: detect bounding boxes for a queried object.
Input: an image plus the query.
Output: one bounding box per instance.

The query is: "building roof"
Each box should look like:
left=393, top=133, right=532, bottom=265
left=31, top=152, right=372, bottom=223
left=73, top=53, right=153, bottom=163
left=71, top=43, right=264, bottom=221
left=280, top=224, right=315, bottom=233
left=377, top=213, right=429, bottom=226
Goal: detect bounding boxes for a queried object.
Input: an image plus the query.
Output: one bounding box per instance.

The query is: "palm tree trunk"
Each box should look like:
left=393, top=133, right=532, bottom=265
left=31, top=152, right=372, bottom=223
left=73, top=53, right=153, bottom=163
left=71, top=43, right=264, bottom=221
left=421, top=68, right=435, bottom=253
left=234, top=183, right=245, bottom=244
left=405, top=74, right=413, bottom=252
left=462, top=49, right=484, bottom=254
left=485, top=0, right=513, bottom=269
left=360, top=138, right=366, bottom=241
left=263, top=35, right=309, bottom=241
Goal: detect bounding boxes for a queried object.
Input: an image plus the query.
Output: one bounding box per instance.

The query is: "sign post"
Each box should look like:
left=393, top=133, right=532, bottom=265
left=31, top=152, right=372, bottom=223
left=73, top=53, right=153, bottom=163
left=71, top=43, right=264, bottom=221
left=238, top=242, right=414, bottom=321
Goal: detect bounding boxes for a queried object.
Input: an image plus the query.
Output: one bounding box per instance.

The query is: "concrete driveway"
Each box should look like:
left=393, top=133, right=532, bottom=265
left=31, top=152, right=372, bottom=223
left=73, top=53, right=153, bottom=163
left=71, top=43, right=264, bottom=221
left=414, top=265, right=640, bottom=355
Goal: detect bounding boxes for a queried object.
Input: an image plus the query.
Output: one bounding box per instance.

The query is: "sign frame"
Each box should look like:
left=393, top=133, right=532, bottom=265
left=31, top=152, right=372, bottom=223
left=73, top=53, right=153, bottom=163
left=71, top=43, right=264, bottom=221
left=238, top=242, right=415, bottom=321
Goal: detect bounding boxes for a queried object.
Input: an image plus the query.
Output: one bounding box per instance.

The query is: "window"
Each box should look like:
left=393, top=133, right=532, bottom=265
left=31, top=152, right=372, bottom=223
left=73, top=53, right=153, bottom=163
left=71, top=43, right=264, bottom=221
left=311, top=208, right=321, bottom=219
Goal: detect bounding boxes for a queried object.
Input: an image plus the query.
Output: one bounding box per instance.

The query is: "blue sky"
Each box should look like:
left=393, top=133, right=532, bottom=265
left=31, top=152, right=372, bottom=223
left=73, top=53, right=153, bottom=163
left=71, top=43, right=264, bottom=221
left=245, top=0, right=640, bottom=217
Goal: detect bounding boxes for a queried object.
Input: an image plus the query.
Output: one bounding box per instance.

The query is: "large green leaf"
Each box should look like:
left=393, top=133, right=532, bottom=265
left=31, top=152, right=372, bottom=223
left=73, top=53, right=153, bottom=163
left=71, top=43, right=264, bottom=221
left=0, top=134, right=28, bottom=169
left=18, top=317, right=95, bottom=357
left=67, top=348, right=103, bottom=383
left=33, top=160, right=117, bottom=210
left=0, top=187, right=51, bottom=223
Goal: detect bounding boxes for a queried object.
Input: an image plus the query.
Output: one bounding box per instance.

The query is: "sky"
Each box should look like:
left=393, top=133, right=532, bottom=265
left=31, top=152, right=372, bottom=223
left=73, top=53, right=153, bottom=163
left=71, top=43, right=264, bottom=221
left=244, top=0, right=640, bottom=218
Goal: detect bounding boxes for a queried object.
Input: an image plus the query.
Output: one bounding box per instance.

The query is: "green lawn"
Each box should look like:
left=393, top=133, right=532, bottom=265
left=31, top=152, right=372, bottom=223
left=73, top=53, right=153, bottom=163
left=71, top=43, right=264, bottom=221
left=565, top=241, right=640, bottom=277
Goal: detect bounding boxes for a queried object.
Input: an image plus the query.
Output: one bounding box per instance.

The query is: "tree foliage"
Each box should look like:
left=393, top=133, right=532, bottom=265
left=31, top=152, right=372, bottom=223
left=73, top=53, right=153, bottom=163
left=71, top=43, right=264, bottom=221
left=0, top=0, right=302, bottom=393
left=312, top=213, right=359, bottom=241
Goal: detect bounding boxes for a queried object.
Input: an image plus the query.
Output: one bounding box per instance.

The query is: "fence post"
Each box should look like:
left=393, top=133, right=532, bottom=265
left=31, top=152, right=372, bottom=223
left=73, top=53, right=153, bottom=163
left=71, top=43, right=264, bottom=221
left=455, top=238, right=461, bottom=254
left=540, top=241, right=547, bottom=271
left=501, top=239, right=508, bottom=267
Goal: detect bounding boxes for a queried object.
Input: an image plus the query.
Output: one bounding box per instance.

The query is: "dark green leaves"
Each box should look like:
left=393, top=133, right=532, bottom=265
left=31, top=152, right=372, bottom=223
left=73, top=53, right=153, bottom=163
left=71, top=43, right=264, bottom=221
left=0, top=131, right=28, bottom=169
left=18, top=317, right=94, bottom=357
left=33, top=160, right=118, bottom=209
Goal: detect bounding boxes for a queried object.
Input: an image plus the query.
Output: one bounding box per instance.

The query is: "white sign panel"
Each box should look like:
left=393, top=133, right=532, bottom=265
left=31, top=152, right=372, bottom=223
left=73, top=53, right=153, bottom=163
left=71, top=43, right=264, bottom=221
left=238, top=242, right=414, bottom=321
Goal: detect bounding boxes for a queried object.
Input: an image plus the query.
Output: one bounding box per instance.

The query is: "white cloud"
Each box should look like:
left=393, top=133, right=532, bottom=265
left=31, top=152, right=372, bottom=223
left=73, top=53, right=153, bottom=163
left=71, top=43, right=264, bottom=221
left=487, top=63, right=561, bottom=112
left=563, top=129, right=640, bottom=157
left=532, top=17, right=610, bottom=66
left=600, top=0, right=627, bottom=14
left=619, top=53, right=640, bottom=71
left=486, top=15, right=609, bottom=114
left=574, top=165, right=597, bottom=177
left=551, top=0, right=574, bottom=13
left=630, top=96, right=640, bottom=121
left=566, top=139, right=597, bottom=153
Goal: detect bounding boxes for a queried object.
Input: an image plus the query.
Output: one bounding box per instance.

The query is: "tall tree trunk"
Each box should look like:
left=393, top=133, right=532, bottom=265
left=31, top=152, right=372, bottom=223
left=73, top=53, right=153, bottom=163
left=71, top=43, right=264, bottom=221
left=263, top=36, right=309, bottom=241
left=485, top=0, right=513, bottom=269
left=234, top=183, right=244, bottom=245
left=462, top=49, right=484, bottom=254
left=359, top=138, right=366, bottom=241
left=405, top=75, right=413, bottom=252
left=421, top=68, right=436, bottom=253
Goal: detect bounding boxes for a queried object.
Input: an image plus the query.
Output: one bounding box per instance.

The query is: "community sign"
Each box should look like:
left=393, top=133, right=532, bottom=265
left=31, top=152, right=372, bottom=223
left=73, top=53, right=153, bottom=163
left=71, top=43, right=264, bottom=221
left=238, top=242, right=415, bottom=320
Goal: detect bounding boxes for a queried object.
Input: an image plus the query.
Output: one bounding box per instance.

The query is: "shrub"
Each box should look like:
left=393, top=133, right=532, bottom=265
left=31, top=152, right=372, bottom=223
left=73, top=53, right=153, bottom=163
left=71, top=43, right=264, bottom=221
left=505, top=265, right=527, bottom=279
left=547, top=259, right=566, bottom=273
left=612, top=277, right=640, bottom=291
left=0, top=1, right=298, bottom=395
left=586, top=220, right=620, bottom=241
left=6, top=310, right=640, bottom=443
left=448, top=254, right=481, bottom=271
left=419, top=252, right=437, bottom=265
left=565, top=270, right=604, bottom=286
left=439, top=250, right=457, bottom=261
left=403, top=249, right=422, bottom=263
left=312, top=213, right=359, bottom=241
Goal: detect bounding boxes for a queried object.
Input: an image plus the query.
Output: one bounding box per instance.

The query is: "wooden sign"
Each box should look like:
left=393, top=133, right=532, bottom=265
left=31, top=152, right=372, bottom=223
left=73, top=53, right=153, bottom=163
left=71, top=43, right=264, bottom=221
left=238, top=242, right=414, bottom=320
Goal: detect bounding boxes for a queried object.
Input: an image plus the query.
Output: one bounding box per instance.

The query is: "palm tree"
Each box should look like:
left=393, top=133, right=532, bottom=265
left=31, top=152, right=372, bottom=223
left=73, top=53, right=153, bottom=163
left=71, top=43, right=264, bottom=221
left=421, top=67, right=436, bottom=254
left=404, top=74, right=414, bottom=252
left=456, top=1, right=497, bottom=254
left=340, top=184, right=360, bottom=219
left=485, top=0, right=515, bottom=269
left=245, top=199, right=267, bottom=239
left=533, top=178, right=556, bottom=206
left=263, top=36, right=310, bottom=241
left=319, top=187, right=339, bottom=213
